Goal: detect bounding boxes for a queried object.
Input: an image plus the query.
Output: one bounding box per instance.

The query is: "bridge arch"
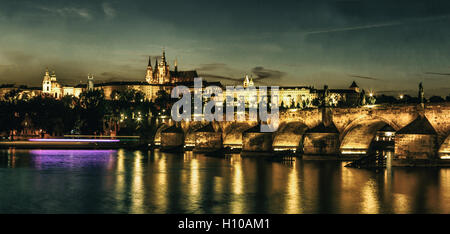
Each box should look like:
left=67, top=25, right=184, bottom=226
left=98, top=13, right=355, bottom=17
left=153, top=123, right=170, bottom=146
left=339, top=116, right=400, bottom=154
left=272, top=121, right=309, bottom=151
left=222, top=122, right=257, bottom=148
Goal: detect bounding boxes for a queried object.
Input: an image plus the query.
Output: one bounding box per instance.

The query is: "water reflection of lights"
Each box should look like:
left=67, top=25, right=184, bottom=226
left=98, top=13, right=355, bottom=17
left=189, top=156, right=201, bottom=211
left=361, top=180, right=380, bottom=214
left=230, top=154, right=245, bottom=213
left=392, top=193, right=410, bottom=214
left=184, top=151, right=195, bottom=162
left=286, top=160, right=301, bottom=214
left=115, top=149, right=126, bottom=211
left=154, top=150, right=168, bottom=213
left=30, top=149, right=116, bottom=155
left=440, top=169, right=450, bottom=213
left=30, top=149, right=117, bottom=169
left=131, top=151, right=144, bottom=213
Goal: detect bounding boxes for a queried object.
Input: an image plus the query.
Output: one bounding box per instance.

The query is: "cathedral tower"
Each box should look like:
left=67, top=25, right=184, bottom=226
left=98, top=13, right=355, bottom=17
left=158, top=49, right=170, bottom=84
left=145, top=56, right=153, bottom=84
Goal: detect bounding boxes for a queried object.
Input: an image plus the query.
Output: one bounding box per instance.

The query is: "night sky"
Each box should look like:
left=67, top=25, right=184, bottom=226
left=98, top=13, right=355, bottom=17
left=1, top=0, right=450, bottom=96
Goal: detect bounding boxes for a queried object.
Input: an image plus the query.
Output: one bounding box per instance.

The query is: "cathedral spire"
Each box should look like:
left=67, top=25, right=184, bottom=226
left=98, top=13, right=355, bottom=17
left=243, top=74, right=250, bottom=88
left=162, top=48, right=166, bottom=63
left=174, top=58, right=178, bottom=72
left=148, top=56, right=152, bottom=67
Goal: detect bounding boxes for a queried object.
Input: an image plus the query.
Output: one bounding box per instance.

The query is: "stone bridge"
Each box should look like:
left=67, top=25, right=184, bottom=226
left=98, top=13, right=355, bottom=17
left=155, top=103, right=450, bottom=164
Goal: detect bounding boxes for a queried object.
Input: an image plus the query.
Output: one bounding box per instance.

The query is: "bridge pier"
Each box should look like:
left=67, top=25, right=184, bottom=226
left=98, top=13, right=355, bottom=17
left=303, top=123, right=340, bottom=160
left=241, top=124, right=273, bottom=156
left=393, top=115, right=439, bottom=166
left=193, top=123, right=223, bottom=153
left=160, top=124, right=185, bottom=152
left=303, top=107, right=340, bottom=159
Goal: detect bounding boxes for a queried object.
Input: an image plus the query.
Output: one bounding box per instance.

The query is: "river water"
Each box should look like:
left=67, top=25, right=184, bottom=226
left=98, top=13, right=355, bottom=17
left=0, top=149, right=449, bottom=214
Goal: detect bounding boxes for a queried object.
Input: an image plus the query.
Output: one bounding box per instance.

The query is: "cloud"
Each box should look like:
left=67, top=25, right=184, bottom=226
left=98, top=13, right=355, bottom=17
left=251, top=66, right=286, bottom=80
left=98, top=72, right=128, bottom=81
left=305, top=22, right=403, bottom=35
left=36, top=6, right=92, bottom=20
left=198, top=65, right=285, bottom=85
left=304, top=14, right=450, bottom=36
left=424, top=72, right=450, bottom=76
left=349, top=74, right=382, bottom=81
left=198, top=73, right=240, bottom=82
left=102, top=2, right=116, bottom=19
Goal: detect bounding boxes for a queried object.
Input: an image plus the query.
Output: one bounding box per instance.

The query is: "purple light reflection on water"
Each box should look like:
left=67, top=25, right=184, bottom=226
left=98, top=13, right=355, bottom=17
left=30, top=149, right=118, bottom=169
left=29, top=139, right=120, bottom=142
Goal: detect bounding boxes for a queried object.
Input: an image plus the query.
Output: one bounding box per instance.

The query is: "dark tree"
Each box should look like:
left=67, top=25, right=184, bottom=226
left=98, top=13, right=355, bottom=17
left=78, top=90, right=106, bottom=134
left=375, top=95, right=397, bottom=104
left=154, top=89, right=172, bottom=111
left=429, top=96, right=445, bottom=103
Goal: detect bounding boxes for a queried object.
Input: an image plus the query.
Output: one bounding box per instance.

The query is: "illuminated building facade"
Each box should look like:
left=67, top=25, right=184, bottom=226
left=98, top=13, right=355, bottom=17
left=0, top=50, right=359, bottom=108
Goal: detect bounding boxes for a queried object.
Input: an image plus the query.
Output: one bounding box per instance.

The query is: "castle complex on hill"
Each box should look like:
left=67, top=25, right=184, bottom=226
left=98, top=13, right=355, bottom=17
left=0, top=49, right=361, bottom=108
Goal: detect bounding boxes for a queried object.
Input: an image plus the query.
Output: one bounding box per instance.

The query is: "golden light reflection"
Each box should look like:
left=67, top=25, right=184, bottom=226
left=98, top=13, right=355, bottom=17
left=212, top=176, right=224, bottom=213
left=130, top=151, right=144, bottom=213
left=188, top=156, right=201, bottom=211
left=439, top=169, right=450, bottom=213
left=114, top=149, right=125, bottom=211
left=339, top=163, right=361, bottom=212
left=285, top=161, right=302, bottom=214
left=230, top=154, right=245, bottom=213
left=360, top=180, right=380, bottom=214
left=8, top=148, right=16, bottom=168
left=384, top=152, right=393, bottom=202
left=155, top=152, right=168, bottom=213
left=392, top=193, right=411, bottom=214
